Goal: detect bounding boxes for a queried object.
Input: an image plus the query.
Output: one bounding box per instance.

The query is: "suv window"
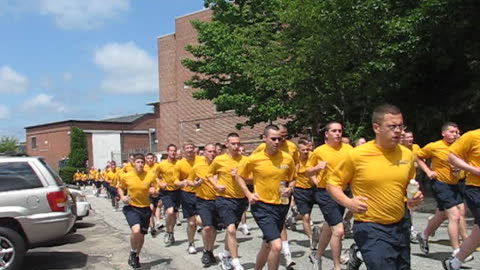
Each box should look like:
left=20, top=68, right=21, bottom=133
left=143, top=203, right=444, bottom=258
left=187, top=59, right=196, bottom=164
left=38, top=158, right=64, bottom=186
left=0, top=162, right=43, bottom=192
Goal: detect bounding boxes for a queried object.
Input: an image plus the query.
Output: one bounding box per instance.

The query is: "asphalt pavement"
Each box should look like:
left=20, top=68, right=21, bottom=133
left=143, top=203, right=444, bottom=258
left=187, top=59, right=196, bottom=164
left=24, top=186, right=480, bottom=270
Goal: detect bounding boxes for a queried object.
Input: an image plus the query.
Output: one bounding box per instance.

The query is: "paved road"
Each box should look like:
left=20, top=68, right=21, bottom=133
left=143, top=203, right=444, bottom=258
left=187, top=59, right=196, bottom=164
left=24, top=186, right=480, bottom=269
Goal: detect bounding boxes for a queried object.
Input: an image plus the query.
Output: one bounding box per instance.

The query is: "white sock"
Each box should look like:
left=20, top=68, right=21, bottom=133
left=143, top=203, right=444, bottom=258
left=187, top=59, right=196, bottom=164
left=282, top=241, right=290, bottom=255
left=223, top=249, right=231, bottom=257
left=452, top=248, right=460, bottom=256
left=451, top=257, right=462, bottom=269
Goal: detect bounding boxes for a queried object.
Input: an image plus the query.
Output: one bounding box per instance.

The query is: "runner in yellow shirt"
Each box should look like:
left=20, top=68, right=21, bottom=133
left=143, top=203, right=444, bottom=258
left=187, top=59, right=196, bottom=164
left=209, top=133, right=248, bottom=270
left=443, top=129, right=480, bottom=270
left=327, top=104, right=423, bottom=270
left=416, top=123, right=470, bottom=259
left=174, top=141, right=204, bottom=254
left=144, top=153, right=162, bottom=238
left=252, top=124, right=297, bottom=267
left=307, top=121, right=353, bottom=270
left=157, top=144, right=180, bottom=245
left=105, top=161, right=121, bottom=209
left=118, top=153, right=158, bottom=269
left=190, top=143, right=218, bottom=266
left=290, top=138, right=316, bottom=249
left=237, top=125, right=296, bottom=270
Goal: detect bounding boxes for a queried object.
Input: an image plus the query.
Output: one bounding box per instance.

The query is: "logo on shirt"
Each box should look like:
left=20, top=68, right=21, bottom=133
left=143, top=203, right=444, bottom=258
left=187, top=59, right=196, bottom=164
left=397, top=160, right=409, bottom=165
left=279, top=164, right=290, bottom=170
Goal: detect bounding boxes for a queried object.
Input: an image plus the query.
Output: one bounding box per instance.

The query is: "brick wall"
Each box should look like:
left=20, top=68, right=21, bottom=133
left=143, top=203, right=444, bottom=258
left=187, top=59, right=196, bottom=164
left=26, top=124, right=71, bottom=170
left=157, top=9, right=266, bottom=152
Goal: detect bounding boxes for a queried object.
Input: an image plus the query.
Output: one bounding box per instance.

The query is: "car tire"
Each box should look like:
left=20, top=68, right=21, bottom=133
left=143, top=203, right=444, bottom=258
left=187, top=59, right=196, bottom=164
left=0, top=226, right=26, bottom=270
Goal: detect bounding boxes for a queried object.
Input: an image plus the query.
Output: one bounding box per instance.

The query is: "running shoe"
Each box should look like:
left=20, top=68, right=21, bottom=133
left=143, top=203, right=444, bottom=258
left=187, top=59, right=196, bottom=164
left=187, top=242, right=197, bottom=254
left=441, top=257, right=459, bottom=270
left=201, top=250, right=215, bottom=266
left=230, top=257, right=244, bottom=270
left=218, top=252, right=233, bottom=270
left=410, top=229, right=419, bottom=244
left=346, top=243, right=363, bottom=270
left=416, top=232, right=429, bottom=255
left=239, top=223, right=250, bottom=235
left=308, top=251, right=322, bottom=270
left=150, top=228, right=157, bottom=238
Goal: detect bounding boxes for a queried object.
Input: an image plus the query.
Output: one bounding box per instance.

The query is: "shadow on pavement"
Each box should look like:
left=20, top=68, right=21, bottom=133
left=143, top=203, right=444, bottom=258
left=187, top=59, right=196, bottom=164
left=37, top=233, right=86, bottom=248
left=75, top=222, right=96, bottom=229
left=413, top=251, right=451, bottom=261
left=23, top=251, right=89, bottom=269
left=141, top=258, right=173, bottom=270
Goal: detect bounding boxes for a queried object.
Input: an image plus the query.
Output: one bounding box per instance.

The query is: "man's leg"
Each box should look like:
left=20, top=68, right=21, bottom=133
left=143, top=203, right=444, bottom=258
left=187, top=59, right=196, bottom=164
left=130, top=224, right=145, bottom=254
left=330, top=222, right=345, bottom=270
left=267, top=239, right=283, bottom=270
left=255, top=240, right=271, bottom=270
left=446, top=205, right=462, bottom=250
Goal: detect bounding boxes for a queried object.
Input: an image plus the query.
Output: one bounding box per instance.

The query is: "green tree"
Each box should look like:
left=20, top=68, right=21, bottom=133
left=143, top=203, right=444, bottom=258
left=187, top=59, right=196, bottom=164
left=0, top=136, right=18, bottom=153
left=184, top=0, right=480, bottom=144
left=68, top=127, right=88, bottom=168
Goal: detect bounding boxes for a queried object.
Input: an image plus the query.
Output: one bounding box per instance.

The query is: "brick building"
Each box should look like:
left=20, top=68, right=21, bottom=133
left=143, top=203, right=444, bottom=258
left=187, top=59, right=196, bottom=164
left=25, top=112, right=157, bottom=170
left=157, top=9, right=266, bottom=151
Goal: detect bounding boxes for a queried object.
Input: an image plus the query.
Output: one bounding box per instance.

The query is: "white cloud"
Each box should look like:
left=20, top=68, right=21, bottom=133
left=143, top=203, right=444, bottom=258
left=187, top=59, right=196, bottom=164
left=0, top=105, right=11, bottom=119
left=39, top=0, right=130, bottom=30
left=22, top=93, right=68, bottom=113
left=94, top=42, right=157, bottom=94
left=0, top=66, right=29, bottom=93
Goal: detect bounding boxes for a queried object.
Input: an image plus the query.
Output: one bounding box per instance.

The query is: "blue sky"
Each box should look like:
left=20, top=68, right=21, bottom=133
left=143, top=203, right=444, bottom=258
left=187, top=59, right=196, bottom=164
left=0, top=0, right=205, bottom=141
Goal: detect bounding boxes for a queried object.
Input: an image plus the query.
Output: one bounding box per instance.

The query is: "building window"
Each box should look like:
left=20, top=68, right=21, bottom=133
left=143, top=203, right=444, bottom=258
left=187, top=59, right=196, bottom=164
left=31, top=137, right=37, bottom=149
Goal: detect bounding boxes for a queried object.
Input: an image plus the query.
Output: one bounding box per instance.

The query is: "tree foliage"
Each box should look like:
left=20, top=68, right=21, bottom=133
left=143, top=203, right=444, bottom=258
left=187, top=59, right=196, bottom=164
left=183, top=0, right=480, bottom=144
left=0, top=136, right=18, bottom=153
left=68, top=127, right=88, bottom=168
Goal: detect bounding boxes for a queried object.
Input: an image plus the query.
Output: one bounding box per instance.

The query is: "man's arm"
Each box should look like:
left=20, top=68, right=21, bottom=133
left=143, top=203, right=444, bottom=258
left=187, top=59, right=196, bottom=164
left=448, top=153, right=480, bottom=176
left=235, top=174, right=258, bottom=204
left=416, top=157, right=437, bottom=179
left=327, top=184, right=368, bottom=214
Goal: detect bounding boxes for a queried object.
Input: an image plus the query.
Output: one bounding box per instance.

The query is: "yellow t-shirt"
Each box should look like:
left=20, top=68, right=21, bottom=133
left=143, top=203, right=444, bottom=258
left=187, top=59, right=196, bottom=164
left=417, top=139, right=462, bottom=184
left=118, top=170, right=157, bottom=208
left=157, top=159, right=178, bottom=191
left=238, top=150, right=296, bottom=205
left=296, top=153, right=314, bottom=189
left=253, top=140, right=300, bottom=164
left=308, top=143, right=353, bottom=188
left=105, top=168, right=121, bottom=187
left=73, top=172, right=82, bottom=181
left=123, top=163, right=134, bottom=173
left=89, top=169, right=96, bottom=179
left=174, top=156, right=205, bottom=193
left=209, top=153, right=246, bottom=199
left=189, top=159, right=217, bottom=200
left=412, top=144, right=421, bottom=155
left=144, top=163, right=159, bottom=174
left=450, top=129, right=480, bottom=187
left=328, top=141, right=415, bottom=224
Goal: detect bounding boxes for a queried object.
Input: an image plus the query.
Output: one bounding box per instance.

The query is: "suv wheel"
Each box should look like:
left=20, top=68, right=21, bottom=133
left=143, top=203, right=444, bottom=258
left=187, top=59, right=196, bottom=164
left=0, top=227, right=26, bottom=270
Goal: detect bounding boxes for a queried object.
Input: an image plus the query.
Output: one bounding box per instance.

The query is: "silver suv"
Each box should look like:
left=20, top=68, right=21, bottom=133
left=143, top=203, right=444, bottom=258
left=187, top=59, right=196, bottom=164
left=0, top=156, right=76, bottom=270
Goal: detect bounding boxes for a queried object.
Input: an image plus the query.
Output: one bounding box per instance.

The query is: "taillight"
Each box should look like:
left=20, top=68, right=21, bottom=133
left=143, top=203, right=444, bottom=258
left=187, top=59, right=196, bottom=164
left=47, top=190, right=67, bottom=212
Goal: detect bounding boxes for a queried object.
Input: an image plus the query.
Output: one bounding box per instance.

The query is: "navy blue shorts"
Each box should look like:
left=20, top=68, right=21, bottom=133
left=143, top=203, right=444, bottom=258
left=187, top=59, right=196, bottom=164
left=216, top=196, right=248, bottom=227
left=160, top=190, right=180, bottom=212
left=251, top=201, right=289, bottom=242
left=181, top=191, right=197, bottom=218
left=123, top=205, right=152, bottom=234
left=293, top=187, right=314, bottom=215
left=314, top=188, right=345, bottom=226
left=109, top=186, right=118, bottom=197
left=464, top=185, right=480, bottom=226
left=149, top=195, right=161, bottom=206
left=94, top=181, right=102, bottom=188
left=431, top=180, right=463, bottom=211
left=353, top=217, right=410, bottom=270
left=197, top=198, right=221, bottom=229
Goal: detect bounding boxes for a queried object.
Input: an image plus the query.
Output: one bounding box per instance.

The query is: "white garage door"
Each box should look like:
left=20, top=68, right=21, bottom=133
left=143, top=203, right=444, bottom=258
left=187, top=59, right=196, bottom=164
left=92, top=133, right=121, bottom=169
